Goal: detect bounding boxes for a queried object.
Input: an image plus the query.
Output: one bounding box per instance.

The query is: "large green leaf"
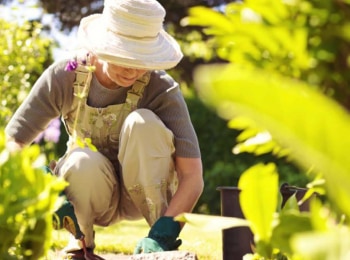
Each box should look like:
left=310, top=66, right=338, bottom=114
left=194, top=64, right=350, bottom=218
left=238, top=163, right=279, bottom=243
left=271, top=212, right=313, bottom=255
left=181, top=6, right=235, bottom=35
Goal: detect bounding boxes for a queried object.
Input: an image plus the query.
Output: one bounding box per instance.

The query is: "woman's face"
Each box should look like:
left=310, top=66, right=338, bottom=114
left=103, top=62, right=148, bottom=87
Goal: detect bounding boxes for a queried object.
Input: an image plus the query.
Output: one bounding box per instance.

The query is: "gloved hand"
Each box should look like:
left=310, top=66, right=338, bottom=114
left=134, top=216, right=182, bottom=254
left=53, top=198, right=84, bottom=240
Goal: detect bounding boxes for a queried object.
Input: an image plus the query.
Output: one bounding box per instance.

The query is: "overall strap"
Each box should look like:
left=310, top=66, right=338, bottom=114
left=126, top=71, right=151, bottom=110
left=62, top=58, right=93, bottom=119
left=73, top=65, right=93, bottom=92
left=72, top=52, right=94, bottom=94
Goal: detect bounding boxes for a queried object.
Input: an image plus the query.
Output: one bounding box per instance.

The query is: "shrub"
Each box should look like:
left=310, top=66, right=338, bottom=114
left=0, top=129, right=66, bottom=259
left=0, top=18, right=53, bottom=126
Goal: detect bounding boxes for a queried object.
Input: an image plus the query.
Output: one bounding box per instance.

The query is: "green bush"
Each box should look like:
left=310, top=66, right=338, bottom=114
left=0, top=18, right=53, bottom=125
left=0, top=129, right=66, bottom=259
left=0, top=17, right=65, bottom=259
left=183, top=0, right=350, bottom=109
left=186, top=97, right=240, bottom=214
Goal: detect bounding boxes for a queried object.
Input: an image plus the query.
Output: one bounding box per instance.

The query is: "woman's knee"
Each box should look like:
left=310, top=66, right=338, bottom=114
left=58, top=148, right=119, bottom=218
left=124, top=109, right=162, bottom=134
left=58, top=148, right=116, bottom=190
left=122, top=109, right=173, bottom=145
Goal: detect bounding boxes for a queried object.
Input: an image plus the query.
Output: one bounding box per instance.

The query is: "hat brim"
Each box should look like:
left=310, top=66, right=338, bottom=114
left=78, top=14, right=183, bottom=70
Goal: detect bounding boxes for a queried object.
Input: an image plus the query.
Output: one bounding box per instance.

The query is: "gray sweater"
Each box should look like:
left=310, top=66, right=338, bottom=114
left=5, top=59, right=200, bottom=158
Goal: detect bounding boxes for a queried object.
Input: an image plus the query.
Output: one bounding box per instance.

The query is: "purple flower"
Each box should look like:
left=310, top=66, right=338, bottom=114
left=44, top=125, right=61, bottom=143
left=65, top=59, right=78, bottom=71
left=34, top=118, right=61, bottom=144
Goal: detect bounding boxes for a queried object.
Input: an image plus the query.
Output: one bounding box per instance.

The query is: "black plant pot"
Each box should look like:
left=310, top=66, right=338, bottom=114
left=217, top=186, right=254, bottom=260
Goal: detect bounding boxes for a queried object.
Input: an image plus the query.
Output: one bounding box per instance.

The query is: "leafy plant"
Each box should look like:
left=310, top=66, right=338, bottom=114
left=0, top=129, right=66, bottom=259
left=183, top=0, right=350, bottom=109
left=182, top=0, right=350, bottom=156
left=185, top=94, right=307, bottom=214
left=176, top=0, right=350, bottom=259
left=0, top=18, right=53, bottom=126
left=188, top=60, right=350, bottom=260
left=194, top=61, right=350, bottom=221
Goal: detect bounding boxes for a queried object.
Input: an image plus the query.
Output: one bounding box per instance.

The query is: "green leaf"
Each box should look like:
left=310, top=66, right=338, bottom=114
left=174, top=213, right=249, bottom=231
left=84, top=138, right=97, bottom=152
left=194, top=64, right=350, bottom=219
left=228, top=116, right=257, bottom=130
left=271, top=212, right=313, bottom=254
left=238, top=163, right=279, bottom=243
left=0, top=130, right=66, bottom=258
left=308, top=199, right=328, bottom=232
left=280, top=193, right=300, bottom=213
left=291, top=229, right=350, bottom=260
left=182, top=6, right=235, bottom=35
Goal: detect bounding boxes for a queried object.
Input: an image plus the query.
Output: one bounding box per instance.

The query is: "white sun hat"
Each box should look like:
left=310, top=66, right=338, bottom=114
left=77, top=0, right=183, bottom=70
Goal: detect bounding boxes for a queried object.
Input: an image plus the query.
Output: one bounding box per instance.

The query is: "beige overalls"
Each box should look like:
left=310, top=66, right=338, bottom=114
left=55, top=65, right=178, bottom=250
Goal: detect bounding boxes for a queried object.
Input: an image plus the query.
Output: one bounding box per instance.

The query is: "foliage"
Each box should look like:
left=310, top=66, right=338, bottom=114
left=194, top=63, right=350, bottom=219
left=0, top=18, right=53, bottom=126
left=0, top=129, right=67, bottom=259
left=178, top=160, right=349, bottom=260
left=176, top=0, right=350, bottom=259
left=182, top=0, right=350, bottom=183
left=183, top=0, right=350, bottom=109
left=186, top=95, right=308, bottom=214
left=31, top=0, right=236, bottom=30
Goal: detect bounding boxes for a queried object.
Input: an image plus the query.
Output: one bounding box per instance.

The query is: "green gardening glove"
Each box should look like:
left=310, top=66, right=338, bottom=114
left=134, top=216, right=182, bottom=254
left=52, top=198, right=84, bottom=240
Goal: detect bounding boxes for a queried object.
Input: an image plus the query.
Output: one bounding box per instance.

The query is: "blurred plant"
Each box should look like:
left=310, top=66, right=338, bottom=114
left=183, top=0, right=350, bottom=108
left=0, top=18, right=53, bottom=126
left=177, top=154, right=347, bottom=260
left=182, top=0, right=350, bottom=156
left=185, top=93, right=308, bottom=214
left=175, top=0, right=350, bottom=259
left=194, top=63, right=349, bottom=219
left=0, top=129, right=67, bottom=259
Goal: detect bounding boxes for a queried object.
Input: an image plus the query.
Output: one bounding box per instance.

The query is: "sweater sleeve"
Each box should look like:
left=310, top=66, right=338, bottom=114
left=139, top=71, right=201, bottom=158
left=5, top=60, right=75, bottom=145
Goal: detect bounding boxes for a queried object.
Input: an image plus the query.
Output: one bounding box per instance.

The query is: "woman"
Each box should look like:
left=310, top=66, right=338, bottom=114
left=5, top=0, right=203, bottom=259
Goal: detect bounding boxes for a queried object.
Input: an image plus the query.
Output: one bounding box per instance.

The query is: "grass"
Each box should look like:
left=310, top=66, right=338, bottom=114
left=49, top=219, right=222, bottom=259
